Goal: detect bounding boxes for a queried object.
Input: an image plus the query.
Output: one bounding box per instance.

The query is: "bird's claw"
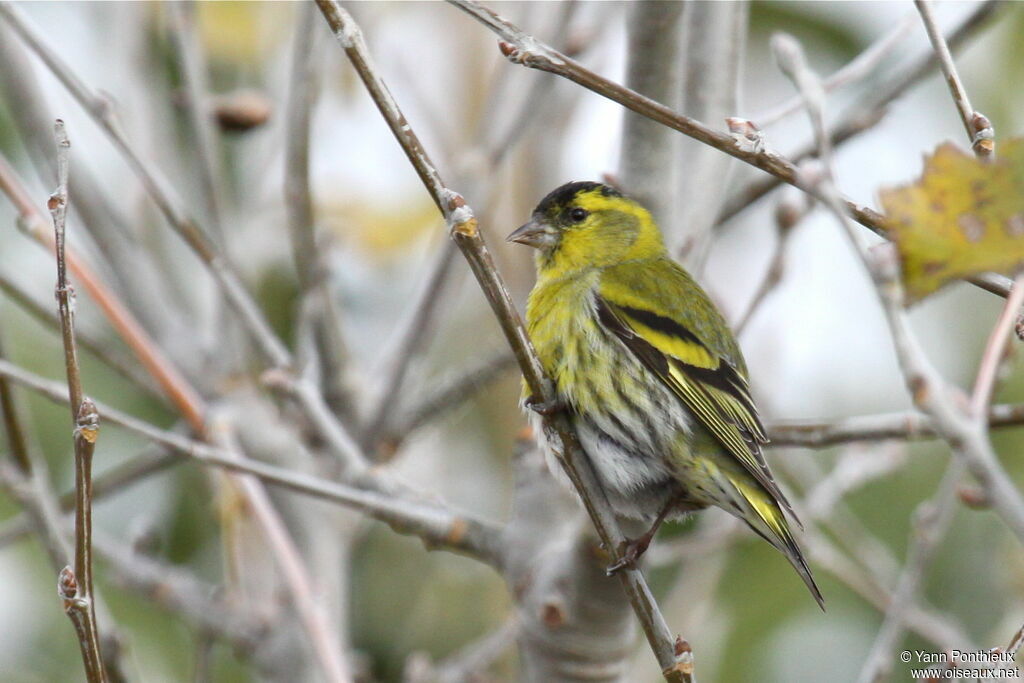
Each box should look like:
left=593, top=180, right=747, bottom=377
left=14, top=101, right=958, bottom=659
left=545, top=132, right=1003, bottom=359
left=605, top=537, right=650, bottom=575
left=525, top=395, right=565, bottom=416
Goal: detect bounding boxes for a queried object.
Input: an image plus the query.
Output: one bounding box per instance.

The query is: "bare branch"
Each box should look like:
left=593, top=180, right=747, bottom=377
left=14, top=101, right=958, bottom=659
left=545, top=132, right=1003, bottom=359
left=0, top=151, right=206, bottom=429
left=315, top=2, right=690, bottom=679
left=48, top=120, right=106, bottom=683
left=284, top=1, right=320, bottom=296
left=0, top=447, right=178, bottom=550
left=384, top=349, right=517, bottom=450
left=0, top=273, right=162, bottom=397
left=206, top=413, right=353, bottom=683
left=756, top=12, right=917, bottom=128
left=0, top=18, right=184, bottom=341
left=1001, top=622, right=1024, bottom=670
left=0, top=109, right=364, bottom=479
left=167, top=1, right=226, bottom=240
left=768, top=402, right=1024, bottom=448
left=0, top=1, right=290, bottom=369
left=0, top=359, right=504, bottom=567
left=0, top=329, right=33, bottom=474
left=734, top=191, right=806, bottom=335
left=773, top=28, right=1024, bottom=543
left=971, top=279, right=1024, bottom=416
left=913, top=0, right=986, bottom=154
left=856, top=461, right=964, bottom=683
left=447, top=0, right=890, bottom=258
left=363, top=244, right=459, bottom=451
left=717, top=1, right=1001, bottom=224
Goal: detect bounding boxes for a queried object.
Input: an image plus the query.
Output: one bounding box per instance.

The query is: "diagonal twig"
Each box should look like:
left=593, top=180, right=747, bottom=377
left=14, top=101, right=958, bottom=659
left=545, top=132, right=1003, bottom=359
left=0, top=358, right=504, bottom=567
left=914, top=0, right=988, bottom=155
left=718, top=0, right=1000, bottom=224
left=314, top=2, right=692, bottom=680
left=756, top=11, right=918, bottom=128
left=0, top=272, right=162, bottom=397
left=774, top=34, right=1024, bottom=677
left=0, top=124, right=354, bottom=682
left=856, top=460, right=964, bottom=683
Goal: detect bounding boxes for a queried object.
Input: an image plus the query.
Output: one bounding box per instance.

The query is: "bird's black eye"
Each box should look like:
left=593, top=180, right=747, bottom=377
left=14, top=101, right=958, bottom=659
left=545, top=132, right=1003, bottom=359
left=568, top=207, right=588, bottom=223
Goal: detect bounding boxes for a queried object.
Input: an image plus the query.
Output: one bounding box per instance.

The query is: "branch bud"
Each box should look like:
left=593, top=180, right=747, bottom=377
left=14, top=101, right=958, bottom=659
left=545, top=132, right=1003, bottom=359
left=970, top=111, right=995, bottom=160
left=75, top=398, right=99, bottom=444
left=665, top=636, right=694, bottom=677
left=58, top=566, right=78, bottom=601
left=726, top=117, right=764, bottom=154
left=957, top=484, right=991, bottom=509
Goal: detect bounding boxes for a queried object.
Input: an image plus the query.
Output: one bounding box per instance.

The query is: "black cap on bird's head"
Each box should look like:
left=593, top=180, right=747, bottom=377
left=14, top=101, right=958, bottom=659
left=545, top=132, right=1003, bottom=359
left=533, top=181, right=622, bottom=216
left=506, top=181, right=624, bottom=250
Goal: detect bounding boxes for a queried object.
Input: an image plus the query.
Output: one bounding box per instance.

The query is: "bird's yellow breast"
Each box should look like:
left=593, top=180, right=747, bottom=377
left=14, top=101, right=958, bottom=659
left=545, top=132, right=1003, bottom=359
left=526, top=271, right=598, bottom=381
left=524, top=270, right=627, bottom=414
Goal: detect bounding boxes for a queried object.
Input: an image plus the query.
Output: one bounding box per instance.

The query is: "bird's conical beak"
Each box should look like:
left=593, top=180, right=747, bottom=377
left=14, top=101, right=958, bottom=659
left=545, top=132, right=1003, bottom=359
left=506, top=219, right=557, bottom=249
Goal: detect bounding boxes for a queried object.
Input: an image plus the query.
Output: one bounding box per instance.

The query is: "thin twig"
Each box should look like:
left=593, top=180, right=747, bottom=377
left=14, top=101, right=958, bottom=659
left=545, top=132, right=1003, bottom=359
left=49, top=120, right=106, bottom=683
left=206, top=413, right=353, bottom=683
left=0, top=328, right=33, bottom=474
left=285, top=1, right=358, bottom=427
left=0, top=123, right=366, bottom=480
left=284, top=1, right=320, bottom=297
left=0, top=151, right=205, bottom=428
left=448, top=0, right=1006, bottom=305
left=0, top=359, right=505, bottom=567
left=772, top=34, right=1013, bottom=677
left=855, top=461, right=964, bottom=683
left=717, top=1, right=1000, bottom=224
left=90, top=532, right=272, bottom=660
left=1000, top=622, right=1024, bottom=670
left=167, top=1, right=225, bottom=241
left=3, top=135, right=358, bottom=682
left=767, top=402, right=1024, bottom=448
left=0, top=447, right=179, bottom=550
left=0, top=458, right=270, bottom=673
left=314, top=3, right=690, bottom=680
left=971, top=278, right=1024, bottom=416
left=0, top=17, right=183, bottom=339
left=734, top=192, right=806, bottom=335
left=363, top=244, right=459, bottom=450
left=775, top=29, right=1024, bottom=542
left=384, top=349, right=517, bottom=449
left=366, top=4, right=592, bottom=452
left=0, top=272, right=162, bottom=397
left=913, top=0, right=977, bottom=146
left=0, top=1, right=290, bottom=369
left=756, top=12, right=918, bottom=128
left=1, top=147, right=356, bottom=679
left=447, top=0, right=887, bottom=259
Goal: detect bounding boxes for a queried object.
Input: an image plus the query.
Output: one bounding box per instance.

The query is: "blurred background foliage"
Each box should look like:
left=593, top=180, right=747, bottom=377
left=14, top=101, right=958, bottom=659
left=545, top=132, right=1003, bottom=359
left=0, top=2, right=1023, bottom=682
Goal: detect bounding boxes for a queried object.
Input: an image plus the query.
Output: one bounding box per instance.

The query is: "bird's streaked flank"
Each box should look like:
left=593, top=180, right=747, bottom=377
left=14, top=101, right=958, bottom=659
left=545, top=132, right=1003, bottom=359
left=509, top=181, right=823, bottom=609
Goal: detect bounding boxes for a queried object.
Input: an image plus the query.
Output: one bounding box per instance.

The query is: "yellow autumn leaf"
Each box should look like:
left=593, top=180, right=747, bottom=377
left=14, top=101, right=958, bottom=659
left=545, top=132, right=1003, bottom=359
left=880, top=138, right=1024, bottom=303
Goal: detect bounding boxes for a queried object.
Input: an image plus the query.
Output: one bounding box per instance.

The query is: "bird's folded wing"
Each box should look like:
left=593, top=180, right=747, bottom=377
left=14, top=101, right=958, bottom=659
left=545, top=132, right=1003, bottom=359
left=594, top=293, right=797, bottom=521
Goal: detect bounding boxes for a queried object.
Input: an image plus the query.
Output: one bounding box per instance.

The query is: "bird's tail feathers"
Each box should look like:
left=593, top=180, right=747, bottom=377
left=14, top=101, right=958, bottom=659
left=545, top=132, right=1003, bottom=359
left=721, top=473, right=825, bottom=610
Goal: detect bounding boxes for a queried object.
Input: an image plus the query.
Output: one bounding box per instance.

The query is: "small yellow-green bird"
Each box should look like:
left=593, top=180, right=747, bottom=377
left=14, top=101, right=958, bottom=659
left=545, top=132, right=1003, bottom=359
left=508, top=181, right=823, bottom=609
